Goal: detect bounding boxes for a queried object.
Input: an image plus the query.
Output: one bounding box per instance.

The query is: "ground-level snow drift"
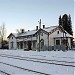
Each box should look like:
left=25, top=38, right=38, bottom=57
left=0, top=49, right=75, bottom=75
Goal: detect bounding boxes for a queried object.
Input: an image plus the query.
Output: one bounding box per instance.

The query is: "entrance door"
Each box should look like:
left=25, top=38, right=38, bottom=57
left=62, top=39, right=68, bottom=50
left=56, top=40, right=60, bottom=45
left=28, top=41, right=32, bottom=50
left=55, top=40, right=60, bottom=50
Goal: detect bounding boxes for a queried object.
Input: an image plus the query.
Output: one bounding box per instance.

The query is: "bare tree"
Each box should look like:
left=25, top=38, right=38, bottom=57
left=0, top=23, right=6, bottom=48
left=16, top=29, right=20, bottom=33
left=16, top=29, right=25, bottom=33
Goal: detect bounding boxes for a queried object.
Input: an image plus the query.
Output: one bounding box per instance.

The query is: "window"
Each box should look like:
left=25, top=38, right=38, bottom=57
left=17, top=42, right=19, bottom=49
left=57, top=31, right=59, bottom=34
left=12, top=37, right=13, bottom=39
left=11, top=42, right=14, bottom=48
left=62, top=39, right=68, bottom=45
left=33, top=41, right=36, bottom=48
left=56, top=40, right=60, bottom=45
left=20, top=42, right=23, bottom=49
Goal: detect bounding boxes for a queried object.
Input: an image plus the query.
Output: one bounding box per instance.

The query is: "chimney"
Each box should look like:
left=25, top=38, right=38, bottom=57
left=43, top=25, right=45, bottom=28
left=36, top=26, right=38, bottom=30
left=21, top=29, right=25, bottom=33
left=28, top=30, right=30, bottom=31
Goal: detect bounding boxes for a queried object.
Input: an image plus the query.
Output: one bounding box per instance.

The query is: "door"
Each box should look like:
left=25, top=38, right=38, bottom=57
left=55, top=40, right=60, bottom=50
left=28, top=41, right=32, bottom=50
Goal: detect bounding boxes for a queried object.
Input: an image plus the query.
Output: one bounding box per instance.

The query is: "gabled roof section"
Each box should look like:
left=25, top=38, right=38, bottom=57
left=35, top=26, right=58, bottom=34
left=7, top=33, right=18, bottom=38
left=35, top=28, right=48, bottom=35
left=58, top=25, right=73, bottom=37
left=35, top=26, right=58, bottom=35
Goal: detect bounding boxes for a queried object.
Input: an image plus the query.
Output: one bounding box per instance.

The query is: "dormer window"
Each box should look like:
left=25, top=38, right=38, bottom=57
left=57, top=31, right=59, bottom=34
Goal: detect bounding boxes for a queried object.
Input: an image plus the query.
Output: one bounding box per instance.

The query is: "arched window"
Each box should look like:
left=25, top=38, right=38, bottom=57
left=57, top=31, right=59, bottom=34
left=12, top=37, right=13, bottom=39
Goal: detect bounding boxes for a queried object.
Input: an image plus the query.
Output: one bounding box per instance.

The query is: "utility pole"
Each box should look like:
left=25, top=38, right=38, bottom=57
left=39, top=19, right=41, bottom=29
left=38, top=19, right=41, bottom=51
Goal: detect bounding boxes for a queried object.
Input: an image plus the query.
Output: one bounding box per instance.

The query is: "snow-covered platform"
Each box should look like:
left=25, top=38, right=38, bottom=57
left=0, top=50, right=75, bottom=75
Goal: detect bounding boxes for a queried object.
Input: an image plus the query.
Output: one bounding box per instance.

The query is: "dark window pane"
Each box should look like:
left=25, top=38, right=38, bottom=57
left=56, top=40, right=60, bottom=45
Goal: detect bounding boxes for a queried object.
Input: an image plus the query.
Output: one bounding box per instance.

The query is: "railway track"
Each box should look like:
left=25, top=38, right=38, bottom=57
left=0, top=61, right=50, bottom=75
left=0, top=54, right=75, bottom=67
left=0, top=70, right=10, bottom=75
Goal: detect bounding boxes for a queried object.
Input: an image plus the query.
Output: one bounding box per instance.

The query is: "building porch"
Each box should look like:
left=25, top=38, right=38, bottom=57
left=17, top=40, right=37, bottom=50
left=53, top=37, right=71, bottom=50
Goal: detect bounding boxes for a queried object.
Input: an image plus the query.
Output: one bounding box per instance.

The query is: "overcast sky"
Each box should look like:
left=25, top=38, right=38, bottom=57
left=0, top=0, right=74, bottom=39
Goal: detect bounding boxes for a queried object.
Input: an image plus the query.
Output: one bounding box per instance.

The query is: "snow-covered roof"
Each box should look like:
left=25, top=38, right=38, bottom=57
left=11, top=26, right=57, bottom=37
left=10, top=26, right=57, bottom=37
left=8, top=25, right=73, bottom=38
left=66, top=33, right=73, bottom=37
left=12, top=33, right=18, bottom=37
left=8, top=26, right=60, bottom=38
left=43, top=26, right=57, bottom=32
left=18, top=30, right=37, bottom=37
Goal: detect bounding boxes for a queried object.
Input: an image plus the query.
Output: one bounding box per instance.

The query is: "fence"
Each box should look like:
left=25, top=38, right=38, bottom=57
left=36, top=45, right=67, bottom=51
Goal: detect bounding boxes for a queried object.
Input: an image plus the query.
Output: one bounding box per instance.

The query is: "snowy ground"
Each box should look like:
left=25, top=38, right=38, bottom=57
left=0, top=49, right=75, bottom=75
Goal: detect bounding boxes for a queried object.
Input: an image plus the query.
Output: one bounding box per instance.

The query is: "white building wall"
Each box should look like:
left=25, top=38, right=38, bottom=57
left=49, top=29, right=63, bottom=46
left=49, top=29, right=72, bottom=48
left=68, top=38, right=71, bottom=49
left=8, top=27, right=72, bottom=50
left=36, top=31, right=48, bottom=48
left=42, top=33, right=48, bottom=47
left=9, top=36, right=17, bottom=50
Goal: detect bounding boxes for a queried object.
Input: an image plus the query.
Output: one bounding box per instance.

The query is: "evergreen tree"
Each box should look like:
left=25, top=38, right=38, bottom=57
left=68, top=14, right=73, bottom=47
left=59, top=15, right=62, bottom=26
left=68, top=14, right=73, bottom=35
left=62, top=14, right=68, bottom=32
left=59, top=14, right=73, bottom=36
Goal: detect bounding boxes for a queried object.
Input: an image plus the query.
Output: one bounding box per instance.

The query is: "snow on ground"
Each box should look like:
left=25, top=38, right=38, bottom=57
left=0, top=49, right=75, bottom=75
left=0, top=62, right=38, bottom=75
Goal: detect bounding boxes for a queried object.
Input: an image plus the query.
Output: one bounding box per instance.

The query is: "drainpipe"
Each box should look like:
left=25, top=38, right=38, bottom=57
left=39, top=31, right=40, bottom=51
left=48, top=33, right=49, bottom=51
left=65, top=32, right=68, bottom=50
left=31, top=35, right=33, bottom=50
